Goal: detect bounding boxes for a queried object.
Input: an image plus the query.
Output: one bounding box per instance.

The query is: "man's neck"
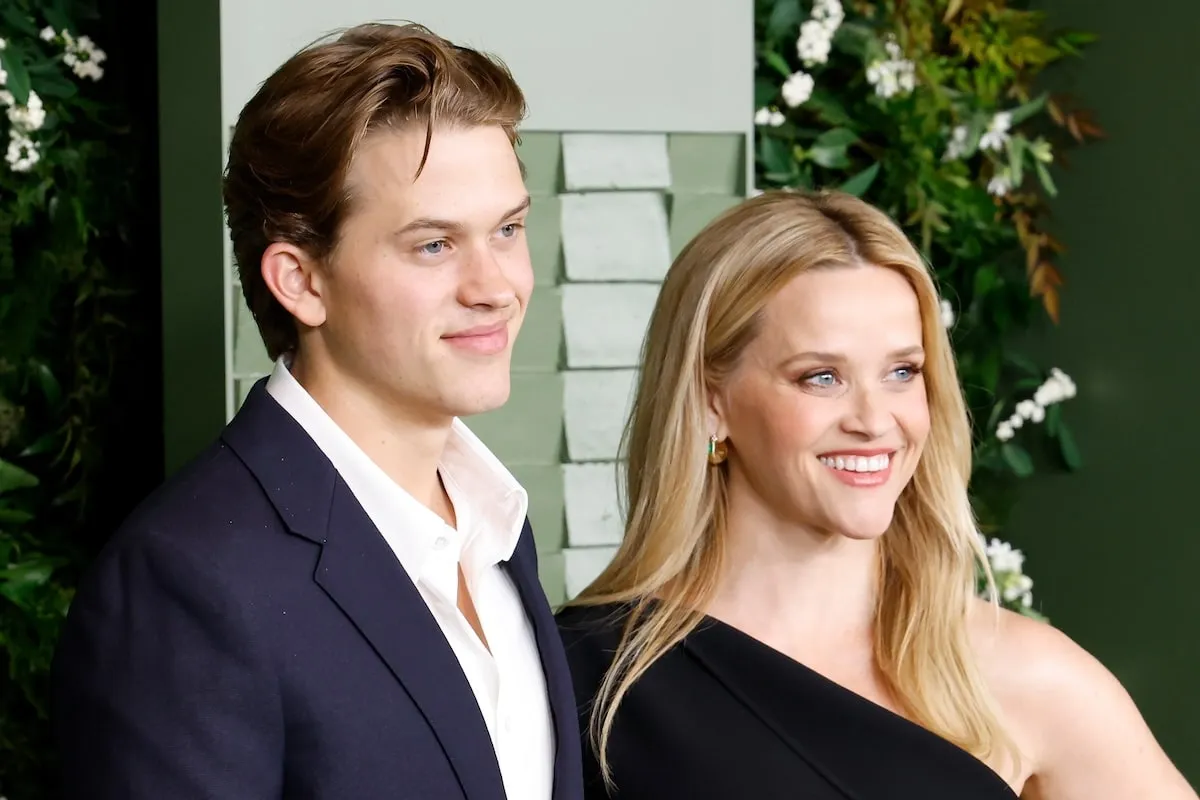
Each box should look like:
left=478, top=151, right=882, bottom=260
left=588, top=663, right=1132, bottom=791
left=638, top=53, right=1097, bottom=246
left=288, top=353, right=455, bottom=519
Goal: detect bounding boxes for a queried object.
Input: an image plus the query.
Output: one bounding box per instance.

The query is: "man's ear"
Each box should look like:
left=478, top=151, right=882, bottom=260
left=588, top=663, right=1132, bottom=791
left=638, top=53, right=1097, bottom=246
left=261, top=242, right=326, bottom=328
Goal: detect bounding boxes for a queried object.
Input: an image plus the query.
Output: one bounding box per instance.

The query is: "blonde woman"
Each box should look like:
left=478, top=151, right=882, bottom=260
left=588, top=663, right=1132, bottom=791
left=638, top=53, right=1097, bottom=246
left=555, top=191, right=1194, bottom=799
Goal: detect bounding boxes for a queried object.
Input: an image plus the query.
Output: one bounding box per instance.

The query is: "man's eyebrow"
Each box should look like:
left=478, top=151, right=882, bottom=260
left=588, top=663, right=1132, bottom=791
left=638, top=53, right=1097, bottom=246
left=392, top=195, right=532, bottom=237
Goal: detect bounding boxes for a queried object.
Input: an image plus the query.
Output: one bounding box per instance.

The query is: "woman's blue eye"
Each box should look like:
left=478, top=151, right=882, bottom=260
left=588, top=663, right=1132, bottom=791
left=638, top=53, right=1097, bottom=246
left=805, top=371, right=837, bottom=388
left=891, top=364, right=922, bottom=382
left=500, top=224, right=517, bottom=237
left=421, top=240, right=446, bottom=255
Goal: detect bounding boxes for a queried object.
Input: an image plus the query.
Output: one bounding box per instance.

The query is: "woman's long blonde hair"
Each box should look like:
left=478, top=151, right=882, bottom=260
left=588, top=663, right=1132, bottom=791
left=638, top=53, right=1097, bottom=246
left=567, top=190, right=1012, bottom=783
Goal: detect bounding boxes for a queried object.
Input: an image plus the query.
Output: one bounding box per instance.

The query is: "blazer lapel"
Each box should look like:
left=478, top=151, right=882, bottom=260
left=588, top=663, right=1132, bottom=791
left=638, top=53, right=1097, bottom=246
left=504, top=530, right=585, bottom=800
left=223, top=381, right=506, bottom=800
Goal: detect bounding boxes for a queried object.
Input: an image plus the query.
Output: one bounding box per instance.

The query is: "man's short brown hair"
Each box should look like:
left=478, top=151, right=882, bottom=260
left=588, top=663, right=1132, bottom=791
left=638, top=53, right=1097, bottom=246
left=222, top=23, right=527, bottom=360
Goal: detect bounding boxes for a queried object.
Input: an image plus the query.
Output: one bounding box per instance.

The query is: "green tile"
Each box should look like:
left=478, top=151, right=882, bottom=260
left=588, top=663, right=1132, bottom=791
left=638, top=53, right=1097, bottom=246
left=510, top=463, right=565, bottom=553
left=513, top=287, right=562, bottom=372
left=537, top=551, right=566, bottom=608
left=516, top=132, right=562, bottom=196
left=462, top=372, right=563, bottom=464
left=669, top=194, right=743, bottom=257
left=234, top=300, right=273, bottom=375
left=668, top=133, right=746, bottom=195
left=526, top=195, right=562, bottom=287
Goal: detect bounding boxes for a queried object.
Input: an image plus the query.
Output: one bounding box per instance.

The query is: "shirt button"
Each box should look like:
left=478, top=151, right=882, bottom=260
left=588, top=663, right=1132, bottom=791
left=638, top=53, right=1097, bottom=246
left=433, top=536, right=448, bottom=550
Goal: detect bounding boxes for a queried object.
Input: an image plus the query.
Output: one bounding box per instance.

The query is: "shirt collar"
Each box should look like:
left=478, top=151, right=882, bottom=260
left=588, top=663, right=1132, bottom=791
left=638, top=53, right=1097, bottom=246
left=264, top=359, right=528, bottom=589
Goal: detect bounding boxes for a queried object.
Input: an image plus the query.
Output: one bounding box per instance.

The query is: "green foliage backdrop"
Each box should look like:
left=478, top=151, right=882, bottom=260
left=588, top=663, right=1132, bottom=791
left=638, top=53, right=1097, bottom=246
left=0, top=1, right=149, bottom=796
left=752, top=0, right=1102, bottom=614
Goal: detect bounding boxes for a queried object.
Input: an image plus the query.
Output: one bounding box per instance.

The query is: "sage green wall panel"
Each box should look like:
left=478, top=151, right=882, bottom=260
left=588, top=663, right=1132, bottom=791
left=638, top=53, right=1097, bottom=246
left=464, top=372, right=563, bottom=465
left=509, top=463, right=565, bottom=554
left=517, top=132, right=563, bottom=196
left=233, top=298, right=273, bottom=376
left=512, top=288, right=562, bottom=373
left=537, top=551, right=566, bottom=608
left=526, top=196, right=563, bottom=287
left=669, top=195, right=743, bottom=257
left=668, top=133, right=746, bottom=195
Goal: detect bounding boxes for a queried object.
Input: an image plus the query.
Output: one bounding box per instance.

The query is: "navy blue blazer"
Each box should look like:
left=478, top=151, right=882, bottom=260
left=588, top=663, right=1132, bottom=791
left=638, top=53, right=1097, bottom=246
left=52, top=380, right=584, bottom=800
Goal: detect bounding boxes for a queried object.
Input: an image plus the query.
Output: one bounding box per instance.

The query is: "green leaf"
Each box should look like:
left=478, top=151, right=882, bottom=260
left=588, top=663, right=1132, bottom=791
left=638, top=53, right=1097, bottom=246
left=838, top=162, right=880, bottom=197
left=755, top=76, right=779, bottom=109
left=0, top=6, right=40, bottom=37
left=809, top=146, right=851, bottom=169
left=0, top=507, right=34, bottom=524
left=1045, top=402, right=1062, bottom=436
left=1008, top=92, right=1048, bottom=126
left=1003, top=350, right=1041, bottom=376
left=43, top=7, right=73, bottom=35
left=1058, top=423, right=1083, bottom=470
left=1008, top=136, right=1026, bottom=189
left=0, top=45, right=33, bottom=107
left=814, top=127, right=859, bottom=149
left=1001, top=443, right=1035, bottom=477
left=0, top=459, right=39, bottom=494
left=31, top=360, right=62, bottom=407
left=832, top=22, right=874, bottom=60
left=765, top=0, right=803, bottom=43
left=972, top=265, right=1000, bottom=304
left=758, top=135, right=793, bottom=175
left=33, top=72, right=79, bottom=100
left=980, top=347, right=1001, bottom=392
left=1035, top=160, right=1058, bottom=197
left=762, top=50, right=792, bottom=80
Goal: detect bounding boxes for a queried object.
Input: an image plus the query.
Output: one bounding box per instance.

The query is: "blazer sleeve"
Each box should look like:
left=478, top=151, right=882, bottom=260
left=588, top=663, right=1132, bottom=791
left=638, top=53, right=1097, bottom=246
left=52, top=527, right=285, bottom=799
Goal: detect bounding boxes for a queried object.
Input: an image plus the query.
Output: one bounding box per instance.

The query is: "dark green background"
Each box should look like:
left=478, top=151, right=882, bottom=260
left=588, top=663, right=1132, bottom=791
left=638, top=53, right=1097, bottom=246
left=1011, top=0, right=1198, bottom=784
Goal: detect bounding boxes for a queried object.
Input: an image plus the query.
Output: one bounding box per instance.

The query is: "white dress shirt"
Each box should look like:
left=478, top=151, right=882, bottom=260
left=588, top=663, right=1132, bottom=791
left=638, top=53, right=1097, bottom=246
left=267, top=360, right=555, bottom=800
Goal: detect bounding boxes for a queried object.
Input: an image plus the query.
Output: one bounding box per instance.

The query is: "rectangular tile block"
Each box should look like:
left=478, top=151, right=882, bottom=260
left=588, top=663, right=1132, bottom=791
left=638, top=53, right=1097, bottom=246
left=462, top=372, right=563, bottom=464
left=538, top=550, right=566, bottom=608
left=561, top=192, right=671, bottom=282
left=563, top=369, right=637, bottom=462
left=668, top=133, right=746, bottom=195
left=234, top=300, right=273, bottom=376
left=510, top=463, right=565, bottom=554
left=668, top=194, right=743, bottom=258
left=561, top=283, right=658, bottom=369
left=513, top=287, right=562, bottom=372
left=564, top=545, right=619, bottom=599
left=526, top=196, right=563, bottom=287
left=562, top=133, right=671, bottom=191
left=517, top=132, right=562, bottom=196
left=563, top=462, right=624, bottom=547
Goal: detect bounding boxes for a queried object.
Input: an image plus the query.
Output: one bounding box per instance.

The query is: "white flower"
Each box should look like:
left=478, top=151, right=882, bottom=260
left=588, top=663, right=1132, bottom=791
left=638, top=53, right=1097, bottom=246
left=754, top=106, right=786, bottom=127
left=986, top=538, right=1026, bottom=574
left=781, top=71, right=815, bottom=108
left=996, top=421, right=1014, bottom=442
left=865, top=38, right=917, bottom=99
left=812, top=0, right=846, bottom=28
left=944, top=125, right=970, bottom=160
left=8, top=91, right=46, bottom=133
left=940, top=298, right=955, bottom=329
left=979, top=111, right=1012, bottom=152
left=0, top=90, right=13, bottom=107
left=0, top=37, right=6, bottom=50
left=987, top=170, right=1012, bottom=197
left=0, top=66, right=7, bottom=87
left=995, top=368, right=1077, bottom=441
left=797, top=19, right=834, bottom=66
left=6, top=131, right=39, bottom=172
left=41, top=26, right=57, bottom=42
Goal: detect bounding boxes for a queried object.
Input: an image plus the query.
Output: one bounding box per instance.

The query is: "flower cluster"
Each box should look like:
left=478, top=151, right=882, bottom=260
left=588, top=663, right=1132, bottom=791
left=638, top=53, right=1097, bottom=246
left=1, top=25, right=107, bottom=173
left=865, top=38, right=917, bottom=99
left=981, top=536, right=1036, bottom=609
left=797, top=0, right=845, bottom=66
left=754, top=106, right=786, bottom=127
left=41, top=26, right=107, bottom=81
left=939, top=298, right=956, bottom=329
left=996, top=368, right=1077, bottom=442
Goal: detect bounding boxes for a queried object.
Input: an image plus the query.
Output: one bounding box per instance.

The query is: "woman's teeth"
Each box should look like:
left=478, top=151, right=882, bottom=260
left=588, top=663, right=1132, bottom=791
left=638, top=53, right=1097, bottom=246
left=819, top=454, right=891, bottom=473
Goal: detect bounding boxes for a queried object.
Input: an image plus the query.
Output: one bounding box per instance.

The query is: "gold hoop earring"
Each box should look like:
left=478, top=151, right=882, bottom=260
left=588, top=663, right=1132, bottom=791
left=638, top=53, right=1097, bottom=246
left=707, top=435, right=728, bottom=465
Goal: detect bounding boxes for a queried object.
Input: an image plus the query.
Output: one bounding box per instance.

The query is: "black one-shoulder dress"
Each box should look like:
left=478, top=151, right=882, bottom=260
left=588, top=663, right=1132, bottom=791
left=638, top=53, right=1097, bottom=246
left=556, top=604, right=1020, bottom=800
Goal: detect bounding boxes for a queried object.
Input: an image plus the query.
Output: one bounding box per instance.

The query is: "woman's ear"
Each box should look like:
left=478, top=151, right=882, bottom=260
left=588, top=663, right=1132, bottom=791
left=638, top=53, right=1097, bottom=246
left=706, top=384, right=729, bottom=440
left=261, top=242, right=327, bottom=328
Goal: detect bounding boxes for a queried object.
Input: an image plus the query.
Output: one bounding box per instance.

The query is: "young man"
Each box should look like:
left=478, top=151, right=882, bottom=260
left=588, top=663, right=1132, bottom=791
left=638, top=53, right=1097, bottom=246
left=53, top=23, right=582, bottom=800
